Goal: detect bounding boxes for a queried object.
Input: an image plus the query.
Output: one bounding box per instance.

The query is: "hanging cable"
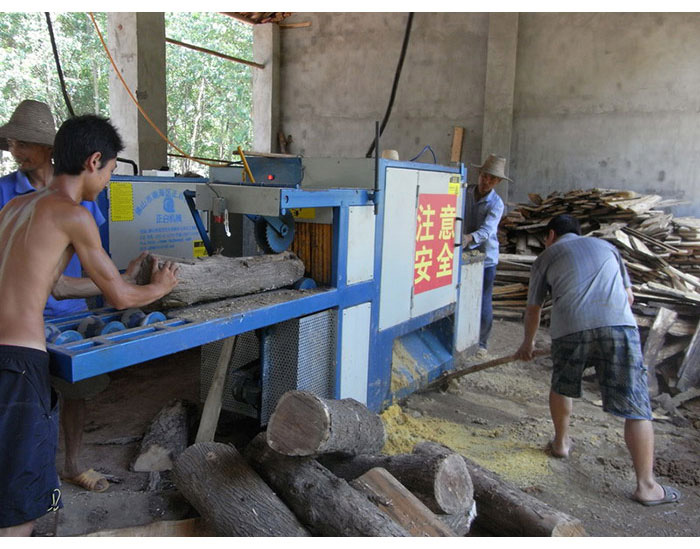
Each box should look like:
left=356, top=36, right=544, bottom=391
left=88, top=12, right=230, bottom=168
left=365, top=12, right=414, bottom=158
left=45, top=12, right=75, bottom=118
left=409, top=145, right=437, bottom=164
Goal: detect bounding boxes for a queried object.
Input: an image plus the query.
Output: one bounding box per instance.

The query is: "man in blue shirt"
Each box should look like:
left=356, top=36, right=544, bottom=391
left=464, top=154, right=510, bottom=359
left=0, top=100, right=111, bottom=492
left=515, top=214, right=680, bottom=506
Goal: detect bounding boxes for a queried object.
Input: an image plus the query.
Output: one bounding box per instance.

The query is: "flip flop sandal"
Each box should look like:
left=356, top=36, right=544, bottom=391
left=62, top=468, right=110, bottom=493
left=635, top=485, right=681, bottom=507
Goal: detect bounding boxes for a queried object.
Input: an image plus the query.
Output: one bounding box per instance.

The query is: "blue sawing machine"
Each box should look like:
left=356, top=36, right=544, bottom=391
left=45, top=155, right=485, bottom=422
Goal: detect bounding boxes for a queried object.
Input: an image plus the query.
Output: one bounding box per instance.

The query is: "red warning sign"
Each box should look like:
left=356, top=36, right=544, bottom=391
left=414, top=193, right=457, bottom=295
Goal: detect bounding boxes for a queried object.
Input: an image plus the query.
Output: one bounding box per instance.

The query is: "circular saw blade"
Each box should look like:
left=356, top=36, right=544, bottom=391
left=255, top=212, right=295, bottom=253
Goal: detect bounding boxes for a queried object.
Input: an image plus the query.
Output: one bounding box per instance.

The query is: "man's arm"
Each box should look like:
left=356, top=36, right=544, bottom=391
left=51, top=252, right=149, bottom=300
left=515, top=304, right=542, bottom=361
left=65, top=208, right=178, bottom=309
left=467, top=199, right=504, bottom=248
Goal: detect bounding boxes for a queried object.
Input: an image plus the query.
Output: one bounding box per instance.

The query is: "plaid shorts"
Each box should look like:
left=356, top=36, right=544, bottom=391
left=551, top=326, right=652, bottom=420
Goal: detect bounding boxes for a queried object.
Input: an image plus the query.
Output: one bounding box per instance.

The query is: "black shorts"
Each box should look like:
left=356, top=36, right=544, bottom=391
left=0, top=345, right=62, bottom=528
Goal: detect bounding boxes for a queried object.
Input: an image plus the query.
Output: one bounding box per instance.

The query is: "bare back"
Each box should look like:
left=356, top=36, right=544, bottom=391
left=0, top=189, right=78, bottom=350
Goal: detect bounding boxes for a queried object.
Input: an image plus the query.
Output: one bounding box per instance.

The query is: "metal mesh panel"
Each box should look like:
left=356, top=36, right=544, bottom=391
left=260, top=309, right=337, bottom=424
left=200, top=331, right=259, bottom=417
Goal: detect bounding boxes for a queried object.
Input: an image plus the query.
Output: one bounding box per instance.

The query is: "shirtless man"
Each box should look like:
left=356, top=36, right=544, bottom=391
left=0, top=115, right=179, bottom=536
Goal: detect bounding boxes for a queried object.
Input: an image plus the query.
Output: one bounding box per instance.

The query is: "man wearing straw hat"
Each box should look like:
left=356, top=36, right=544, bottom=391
left=0, top=100, right=113, bottom=494
left=464, top=153, right=511, bottom=359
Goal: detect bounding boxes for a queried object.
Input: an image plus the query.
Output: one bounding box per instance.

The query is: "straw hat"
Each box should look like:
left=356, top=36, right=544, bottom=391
left=472, top=153, right=512, bottom=182
left=0, top=100, right=56, bottom=150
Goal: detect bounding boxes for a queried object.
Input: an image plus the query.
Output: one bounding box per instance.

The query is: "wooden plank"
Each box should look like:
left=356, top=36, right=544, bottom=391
left=450, top=126, right=464, bottom=163
left=195, top=336, right=237, bottom=443
left=655, top=339, right=691, bottom=365
left=352, top=467, right=456, bottom=537
left=676, top=321, right=700, bottom=391
left=642, top=308, right=678, bottom=395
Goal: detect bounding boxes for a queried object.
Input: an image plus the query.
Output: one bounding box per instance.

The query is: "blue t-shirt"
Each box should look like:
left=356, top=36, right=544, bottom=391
left=464, top=186, right=504, bottom=268
left=0, top=170, right=106, bottom=318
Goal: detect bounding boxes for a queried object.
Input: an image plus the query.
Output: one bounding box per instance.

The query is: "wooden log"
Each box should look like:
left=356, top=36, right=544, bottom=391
left=137, top=252, right=305, bottom=309
left=244, top=433, right=408, bottom=536
left=439, top=502, right=477, bottom=536
left=350, top=467, right=456, bottom=537
left=677, top=320, right=700, bottom=391
left=320, top=447, right=473, bottom=514
left=131, top=400, right=189, bottom=472
left=643, top=307, right=678, bottom=396
left=266, top=390, right=386, bottom=457
left=172, top=442, right=310, bottom=537
left=413, top=442, right=586, bottom=537
left=83, top=518, right=207, bottom=537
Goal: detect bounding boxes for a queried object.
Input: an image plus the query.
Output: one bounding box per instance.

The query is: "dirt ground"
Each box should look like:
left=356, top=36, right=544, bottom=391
left=34, top=319, right=699, bottom=537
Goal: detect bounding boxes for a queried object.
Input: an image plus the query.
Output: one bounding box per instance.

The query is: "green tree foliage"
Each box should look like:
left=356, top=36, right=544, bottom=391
left=166, top=12, right=253, bottom=175
left=0, top=12, right=252, bottom=176
left=0, top=12, right=109, bottom=172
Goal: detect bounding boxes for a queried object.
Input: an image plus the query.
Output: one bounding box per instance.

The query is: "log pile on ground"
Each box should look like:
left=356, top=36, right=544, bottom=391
left=173, top=390, right=586, bottom=536
left=494, top=188, right=700, bottom=395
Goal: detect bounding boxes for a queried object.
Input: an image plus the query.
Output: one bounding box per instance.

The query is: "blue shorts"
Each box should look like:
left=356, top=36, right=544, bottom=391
left=0, top=345, right=62, bottom=528
left=551, top=326, right=652, bottom=420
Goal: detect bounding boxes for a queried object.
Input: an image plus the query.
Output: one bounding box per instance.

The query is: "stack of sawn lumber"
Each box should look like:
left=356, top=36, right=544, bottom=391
left=494, top=188, right=700, bottom=394
left=171, top=391, right=587, bottom=537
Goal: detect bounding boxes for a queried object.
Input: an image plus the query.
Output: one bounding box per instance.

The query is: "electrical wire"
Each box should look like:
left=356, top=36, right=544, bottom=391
left=365, top=12, right=414, bottom=158
left=88, top=12, right=230, bottom=169
left=409, top=145, right=437, bottom=164
left=45, top=12, right=75, bottom=118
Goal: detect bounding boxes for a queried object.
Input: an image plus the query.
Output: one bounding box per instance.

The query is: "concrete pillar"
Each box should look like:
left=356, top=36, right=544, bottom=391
left=107, top=13, right=167, bottom=175
left=481, top=13, right=519, bottom=204
left=252, top=23, right=280, bottom=153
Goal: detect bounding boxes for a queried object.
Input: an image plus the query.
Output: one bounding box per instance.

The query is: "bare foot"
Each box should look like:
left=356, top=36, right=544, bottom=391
left=546, top=438, right=572, bottom=458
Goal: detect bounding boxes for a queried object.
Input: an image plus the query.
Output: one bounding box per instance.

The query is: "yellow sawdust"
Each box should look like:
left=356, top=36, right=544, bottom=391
left=390, top=340, right=423, bottom=394
left=380, top=404, right=552, bottom=487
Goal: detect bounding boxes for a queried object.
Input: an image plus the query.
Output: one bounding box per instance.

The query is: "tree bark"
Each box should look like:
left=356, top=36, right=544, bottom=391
left=244, top=433, right=408, bottom=536
left=320, top=448, right=474, bottom=514
left=137, top=252, right=305, bottom=309
left=173, top=442, right=310, bottom=537
left=413, top=442, right=587, bottom=536
left=439, top=502, right=477, bottom=536
left=350, top=467, right=456, bottom=537
left=131, top=399, right=189, bottom=472
left=266, top=390, right=386, bottom=457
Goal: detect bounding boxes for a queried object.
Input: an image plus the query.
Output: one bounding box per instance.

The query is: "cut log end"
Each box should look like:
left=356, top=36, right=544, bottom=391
left=132, top=445, right=174, bottom=472
left=433, top=453, right=474, bottom=514
left=266, top=391, right=330, bottom=456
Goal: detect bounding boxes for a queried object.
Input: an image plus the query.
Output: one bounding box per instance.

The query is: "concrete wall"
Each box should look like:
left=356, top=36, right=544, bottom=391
left=275, top=13, right=698, bottom=214
left=511, top=13, right=700, bottom=216
left=278, top=12, right=489, bottom=181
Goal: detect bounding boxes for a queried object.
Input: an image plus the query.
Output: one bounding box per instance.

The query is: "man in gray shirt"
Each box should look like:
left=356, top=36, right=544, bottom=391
left=516, top=214, right=680, bottom=506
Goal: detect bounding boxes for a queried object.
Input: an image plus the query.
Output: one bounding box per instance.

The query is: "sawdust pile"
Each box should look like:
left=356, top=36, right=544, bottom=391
left=380, top=404, right=553, bottom=487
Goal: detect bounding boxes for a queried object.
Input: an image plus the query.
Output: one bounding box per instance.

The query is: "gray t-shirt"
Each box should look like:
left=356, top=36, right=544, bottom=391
left=527, top=233, right=637, bottom=339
